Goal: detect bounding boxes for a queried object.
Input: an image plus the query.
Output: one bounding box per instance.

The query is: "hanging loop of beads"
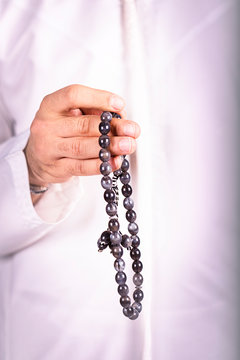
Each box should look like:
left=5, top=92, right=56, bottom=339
left=97, top=111, right=143, bottom=320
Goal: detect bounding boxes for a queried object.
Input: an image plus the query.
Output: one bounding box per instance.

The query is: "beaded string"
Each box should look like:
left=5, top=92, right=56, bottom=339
left=97, top=111, right=144, bottom=320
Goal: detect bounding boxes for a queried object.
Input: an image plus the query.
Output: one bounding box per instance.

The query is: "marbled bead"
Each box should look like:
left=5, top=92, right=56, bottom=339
left=100, top=162, right=112, bottom=176
left=120, top=295, right=131, bottom=308
left=114, top=258, right=125, bottom=271
left=123, top=197, right=134, bottom=210
left=106, top=202, right=117, bottom=216
left=130, top=248, right=141, bottom=260
left=128, top=222, right=139, bottom=235
left=121, top=234, right=132, bottom=248
left=99, top=135, right=110, bottom=148
left=123, top=306, right=134, bottom=318
left=133, top=273, right=143, bottom=286
left=133, top=289, right=144, bottom=303
left=99, top=120, right=111, bottom=135
left=111, top=245, right=123, bottom=258
left=104, top=189, right=115, bottom=203
left=99, top=148, right=111, bottom=162
left=132, top=260, right=143, bottom=273
left=115, top=271, right=127, bottom=285
left=131, top=235, right=140, bottom=247
left=101, top=176, right=112, bottom=189
left=121, top=158, right=129, bottom=172
left=120, top=172, right=131, bottom=184
left=108, top=218, right=120, bottom=232
left=126, top=209, right=136, bottom=223
left=101, top=111, right=112, bottom=122
left=118, top=284, right=129, bottom=296
left=132, top=302, right=142, bottom=313
left=97, top=230, right=111, bottom=251
left=110, top=231, right=122, bottom=245
left=122, top=184, right=132, bottom=197
left=129, top=309, right=139, bottom=320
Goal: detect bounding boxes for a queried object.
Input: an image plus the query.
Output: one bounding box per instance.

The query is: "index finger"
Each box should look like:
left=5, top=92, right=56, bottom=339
left=42, top=84, right=126, bottom=116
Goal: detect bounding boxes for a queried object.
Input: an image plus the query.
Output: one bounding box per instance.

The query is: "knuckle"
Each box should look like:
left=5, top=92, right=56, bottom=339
left=71, top=139, right=84, bottom=157
left=72, top=160, right=84, bottom=175
left=75, top=117, right=90, bottom=135
left=65, top=85, right=78, bottom=105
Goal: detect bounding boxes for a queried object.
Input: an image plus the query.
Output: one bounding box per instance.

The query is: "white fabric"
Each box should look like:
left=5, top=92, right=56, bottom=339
left=0, top=0, right=239, bottom=359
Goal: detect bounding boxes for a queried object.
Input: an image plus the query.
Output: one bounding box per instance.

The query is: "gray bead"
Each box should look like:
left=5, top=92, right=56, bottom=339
left=101, top=111, right=112, bottom=122
left=121, top=158, right=129, bottom=172
left=133, top=273, right=143, bottom=286
left=132, top=260, right=143, bottom=273
left=118, top=284, right=129, bottom=296
left=120, top=172, right=131, bottom=184
left=129, top=309, right=139, bottom=320
left=128, top=222, right=139, bottom=235
left=113, top=168, right=122, bottom=177
left=99, top=135, right=110, bottom=148
left=123, top=306, right=134, bottom=318
left=126, top=209, right=136, bottom=223
left=115, top=271, right=127, bottom=285
left=100, top=162, right=112, bottom=175
left=99, top=120, right=111, bottom=135
left=130, top=248, right=141, bottom=260
left=106, top=202, right=117, bottom=216
left=111, top=245, right=123, bottom=258
left=114, top=258, right=125, bottom=271
left=132, top=302, right=142, bottom=313
left=104, top=189, right=115, bottom=203
left=101, top=176, right=112, bottom=189
left=99, top=148, right=111, bottom=162
left=123, top=197, right=134, bottom=210
left=121, top=234, right=132, bottom=249
left=108, top=218, right=119, bottom=232
left=133, top=289, right=144, bottom=302
left=131, top=235, right=140, bottom=247
left=110, top=231, right=122, bottom=245
left=120, top=295, right=131, bottom=308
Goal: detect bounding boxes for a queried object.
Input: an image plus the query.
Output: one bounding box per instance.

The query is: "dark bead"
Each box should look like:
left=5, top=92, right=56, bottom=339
left=132, top=302, right=142, bottom=313
left=101, top=111, right=112, bottom=122
left=123, top=197, right=134, bottom=210
left=111, top=245, right=123, bottom=258
left=101, top=230, right=111, bottom=243
left=100, top=162, right=112, bottom=176
left=122, top=184, right=132, bottom=197
left=121, top=234, right=132, bottom=248
left=101, top=176, right=112, bottom=189
left=121, top=158, right=129, bottom=172
left=97, top=238, right=108, bottom=251
left=110, top=232, right=122, bottom=245
left=111, top=112, right=121, bottom=119
left=131, top=235, right=140, bottom=247
left=130, top=248, right=141, bottom=260
left=99, top=148, right=111, bottom=162
left=118, top=284, right=129, bottom=296
left=129, top=309, right=139, bottom=320
left=126, top=209, right=136, bottom=223
left=113, top=168, right=122, bottom=177
left=115, top=271, right=127, bottom=285
left=99, top=121, right=111, bottom=135
left=133, top=289, right=144, bottom=302
left=123, top=306, right=134, bottom=318
left=104, top=189, right=115, bottom=203
left=97, top=230, right=111, bottom=251
left=128, top=222, right=139, bottom=235
left=132, top=260, right=143, bottom=273
left=133, top=273, right=143, bottom=286
left=99, top=135, right=110, bottom=148
left=120, top=296, right=131, bottom=308
left=108, top=218, right=119, bottom=232
left=120, top=172, right=131, bottom=184
left=106, top=202, right=117, bottom=216
left=114, top=258, right=125, bottom=271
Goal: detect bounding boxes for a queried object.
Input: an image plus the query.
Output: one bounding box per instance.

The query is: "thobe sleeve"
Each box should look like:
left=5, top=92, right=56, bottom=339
left=0, top=130, right=83, bottom=256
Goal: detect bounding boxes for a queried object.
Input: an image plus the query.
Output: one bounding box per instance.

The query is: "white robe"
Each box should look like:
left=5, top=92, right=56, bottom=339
left=0, top=1, right=239, bottom=359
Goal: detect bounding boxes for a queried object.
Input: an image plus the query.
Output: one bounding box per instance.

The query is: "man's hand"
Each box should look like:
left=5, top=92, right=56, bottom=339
left=24, top=84, right=141, bottom=187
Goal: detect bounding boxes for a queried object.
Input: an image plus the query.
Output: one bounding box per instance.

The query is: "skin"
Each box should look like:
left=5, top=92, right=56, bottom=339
left=24, top=84, right=141, bottom=204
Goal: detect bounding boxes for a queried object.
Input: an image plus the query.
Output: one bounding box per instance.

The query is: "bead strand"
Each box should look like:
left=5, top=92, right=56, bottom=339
left=97, top=111, right=144, bottom=320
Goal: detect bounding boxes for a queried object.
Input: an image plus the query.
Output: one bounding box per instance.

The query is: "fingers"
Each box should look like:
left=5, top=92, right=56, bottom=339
left=42, top=84, right=126, bottom=116
left=57, top=156, right=123, bottom=176
left=56, top=115, right=141, bottom=139
left=55, top=136, right=137, bottom=159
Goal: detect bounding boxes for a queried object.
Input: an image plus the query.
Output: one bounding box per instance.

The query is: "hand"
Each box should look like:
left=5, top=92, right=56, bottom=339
left=24, top=84, right=141, bottom=186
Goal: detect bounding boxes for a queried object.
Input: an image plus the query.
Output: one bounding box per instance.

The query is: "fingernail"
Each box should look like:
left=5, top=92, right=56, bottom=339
left=124, top=124, right=135, bottom=137
left=119, top=139, right=131, bottom=152
left=110, top=95, right=125, bottom=110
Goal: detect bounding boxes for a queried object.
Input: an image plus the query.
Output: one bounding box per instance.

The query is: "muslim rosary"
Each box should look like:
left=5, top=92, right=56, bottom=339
left=97, top=111, right=143, bottom=320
